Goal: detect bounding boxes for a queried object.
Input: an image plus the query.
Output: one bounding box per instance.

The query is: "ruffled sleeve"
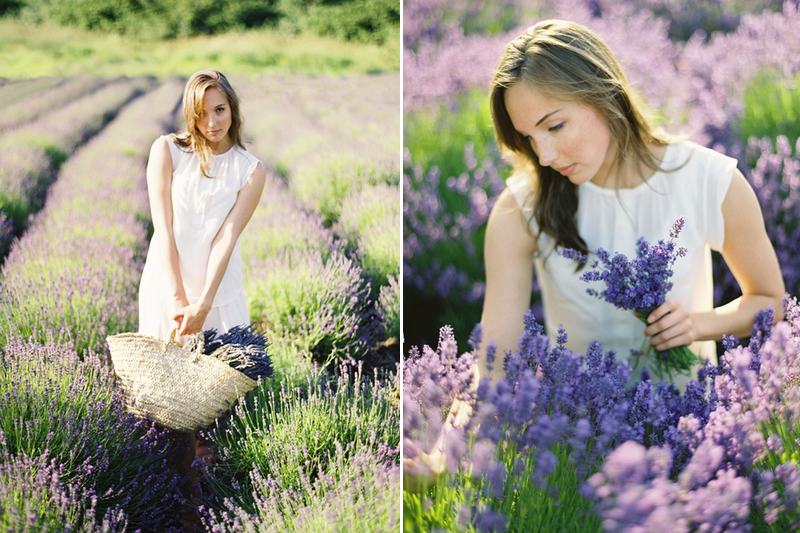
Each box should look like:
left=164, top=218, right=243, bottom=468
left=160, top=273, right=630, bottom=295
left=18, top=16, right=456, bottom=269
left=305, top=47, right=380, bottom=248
left=700, top=147, right=737, bottom=252
left=505, top=172, right=538, bottom=235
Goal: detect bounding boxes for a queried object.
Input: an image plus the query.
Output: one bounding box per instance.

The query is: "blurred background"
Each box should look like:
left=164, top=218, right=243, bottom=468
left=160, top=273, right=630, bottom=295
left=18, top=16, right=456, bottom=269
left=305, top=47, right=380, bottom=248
left=0, top=0, right=401, bottom=530
left=403, top=0, right=800, bottom=348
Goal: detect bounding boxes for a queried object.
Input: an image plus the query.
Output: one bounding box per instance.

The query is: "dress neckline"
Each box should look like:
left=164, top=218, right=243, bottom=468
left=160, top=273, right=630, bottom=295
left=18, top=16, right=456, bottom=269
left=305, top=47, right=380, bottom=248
left=580, top=142, right=676, bottom=196
left=211, top=144, right=236, bottom=158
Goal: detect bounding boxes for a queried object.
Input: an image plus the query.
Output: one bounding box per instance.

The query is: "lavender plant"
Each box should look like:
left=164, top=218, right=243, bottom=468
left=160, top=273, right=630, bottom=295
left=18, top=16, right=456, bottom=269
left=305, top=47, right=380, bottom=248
left=0, top=338, right=182, bottom=530
left=206, top=360, right=399, bottom=515
left=378, top=274, right=400, bottom=341
left=715, top=136, right=800, bottom=306
left=202, top=445, right=399, bottom=532
left=0, top=75, right=103, bottom=133
left=585, top=302, right=800, bottom=530
left=337, top=183, right=400, bottom=285
left=246, top=250, right=379, bottom=367
left=238, top=172, right=337, bottom=263
left=0, top=450, right=129, bottom=532
left=560, top=217, right=704, bottom=381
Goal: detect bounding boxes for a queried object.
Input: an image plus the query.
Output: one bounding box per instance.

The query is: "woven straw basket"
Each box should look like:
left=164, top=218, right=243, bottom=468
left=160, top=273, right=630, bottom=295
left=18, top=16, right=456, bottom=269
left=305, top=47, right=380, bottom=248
left=106, top=328, right=258, bottom=432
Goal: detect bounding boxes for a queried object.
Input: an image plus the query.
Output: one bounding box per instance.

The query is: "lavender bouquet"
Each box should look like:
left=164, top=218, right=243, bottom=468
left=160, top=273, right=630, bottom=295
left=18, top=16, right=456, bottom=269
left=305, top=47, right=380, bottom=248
left=561, top=217, right=704, bottom=381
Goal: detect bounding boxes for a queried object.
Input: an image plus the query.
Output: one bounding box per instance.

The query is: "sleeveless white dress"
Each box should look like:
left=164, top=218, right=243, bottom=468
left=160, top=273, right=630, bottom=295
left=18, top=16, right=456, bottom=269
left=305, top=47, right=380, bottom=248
left=506, top=140, right=737, bottom=386
left=137, top=135, right=260, bottom=340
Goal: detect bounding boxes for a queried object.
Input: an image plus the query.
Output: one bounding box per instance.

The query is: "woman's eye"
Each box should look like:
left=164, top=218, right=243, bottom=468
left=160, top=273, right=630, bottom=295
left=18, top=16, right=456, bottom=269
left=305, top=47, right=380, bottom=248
left=548, top=122, right=564, bottom=132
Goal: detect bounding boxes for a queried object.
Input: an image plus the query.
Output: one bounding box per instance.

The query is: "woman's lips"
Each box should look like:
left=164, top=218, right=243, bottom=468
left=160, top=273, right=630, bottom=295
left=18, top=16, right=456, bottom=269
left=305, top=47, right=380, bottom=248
left=557, top=163, right=577, bottom=176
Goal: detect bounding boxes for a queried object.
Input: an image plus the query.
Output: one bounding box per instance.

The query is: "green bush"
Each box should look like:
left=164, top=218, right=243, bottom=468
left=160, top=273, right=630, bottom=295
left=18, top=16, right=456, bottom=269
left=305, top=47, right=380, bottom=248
left=302, top=0, right=399, bottom=45
left=19, top=0, right=281, bottom=39
left=16, top=0, right=397, bottom=43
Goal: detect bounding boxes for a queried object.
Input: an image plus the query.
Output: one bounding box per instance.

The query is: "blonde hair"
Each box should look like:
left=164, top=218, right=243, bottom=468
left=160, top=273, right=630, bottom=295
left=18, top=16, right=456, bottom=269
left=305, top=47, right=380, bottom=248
left=490, top=19, right=678, bottom=258
left=174, top=69, right=244, bottom=178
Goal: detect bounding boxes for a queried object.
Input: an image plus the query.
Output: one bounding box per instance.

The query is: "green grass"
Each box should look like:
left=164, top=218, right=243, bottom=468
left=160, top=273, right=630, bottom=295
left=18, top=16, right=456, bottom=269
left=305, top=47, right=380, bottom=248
left=0, top=18, right=399, bottom=78
left=403, top=443, right=601, bottom=532
left=738, top=69, right=800, bottom=148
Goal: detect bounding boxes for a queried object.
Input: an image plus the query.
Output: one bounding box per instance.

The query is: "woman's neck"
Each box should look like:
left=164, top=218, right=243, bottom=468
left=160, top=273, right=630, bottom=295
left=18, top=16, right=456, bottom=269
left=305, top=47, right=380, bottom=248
left=591, top=143, right=668, bottom=189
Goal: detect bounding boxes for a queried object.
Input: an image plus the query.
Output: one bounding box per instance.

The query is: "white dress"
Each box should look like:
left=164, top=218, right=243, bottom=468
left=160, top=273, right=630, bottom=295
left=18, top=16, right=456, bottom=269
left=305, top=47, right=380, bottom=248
left=506, top=140, right=736, bottom=386
left=138, top=135, right=260, bottom=340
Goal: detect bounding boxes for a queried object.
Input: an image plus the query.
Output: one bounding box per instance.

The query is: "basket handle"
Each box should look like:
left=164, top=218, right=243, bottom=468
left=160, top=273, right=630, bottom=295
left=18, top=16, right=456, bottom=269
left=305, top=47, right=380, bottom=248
left=163, top=327, right=181, bottom=353
left=164, top=327, right=205, bottom=361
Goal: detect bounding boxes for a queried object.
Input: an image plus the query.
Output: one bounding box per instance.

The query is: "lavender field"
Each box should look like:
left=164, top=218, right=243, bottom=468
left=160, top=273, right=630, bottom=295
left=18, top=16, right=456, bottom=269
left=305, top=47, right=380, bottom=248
left=0, top=72, right=400, bottom=531
left=404, top=0, right=800, bottom=531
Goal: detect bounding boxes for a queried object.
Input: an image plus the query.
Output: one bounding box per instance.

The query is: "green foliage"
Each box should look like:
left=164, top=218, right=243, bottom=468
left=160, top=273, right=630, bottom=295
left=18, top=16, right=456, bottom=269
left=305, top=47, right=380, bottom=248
left=738, top=69, right=800, bottom=149
left=14, top=0, right=397, bottom=43
left=18, top=0, right=281, bottom=39
left=299, top=0, right=399, bottom=45
left=0, top=19, right=397, bottom=77
left=405, top=88, right=499, bottom=181
left=208, top=367, right=399, bottom=511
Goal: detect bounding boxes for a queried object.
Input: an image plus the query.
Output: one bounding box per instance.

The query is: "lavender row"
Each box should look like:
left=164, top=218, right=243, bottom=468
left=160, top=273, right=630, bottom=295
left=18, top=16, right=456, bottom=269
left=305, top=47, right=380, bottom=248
left=0, top=77, right=153, bottom=245
left=0, top=80, right=182, bottom=357
left=0, top=75, right=108, bottom=133
left=236, top=171, right=391, bottom=382
left=237, top=74, right=399, bottom=180
left=0, top=76, right=62, bottom=111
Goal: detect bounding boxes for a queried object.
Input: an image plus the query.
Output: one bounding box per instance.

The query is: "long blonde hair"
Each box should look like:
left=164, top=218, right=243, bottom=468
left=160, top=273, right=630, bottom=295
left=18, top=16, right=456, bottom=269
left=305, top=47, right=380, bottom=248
left=174, top=69, right=245, bottom=178
left=490, top=19, right=676, bottom=258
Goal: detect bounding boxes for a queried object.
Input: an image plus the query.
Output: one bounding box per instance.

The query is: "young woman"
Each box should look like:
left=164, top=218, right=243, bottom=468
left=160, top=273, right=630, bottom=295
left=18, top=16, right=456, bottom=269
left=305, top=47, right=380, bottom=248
left=405, top=19, right=784, bottom=484
left=137, top=69, right=265, bottom=524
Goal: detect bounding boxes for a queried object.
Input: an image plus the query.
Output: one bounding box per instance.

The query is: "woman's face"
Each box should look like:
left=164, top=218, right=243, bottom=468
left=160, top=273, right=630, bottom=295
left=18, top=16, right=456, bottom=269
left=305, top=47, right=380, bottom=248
left=197, top=86, right=232, bottom=147
left=504, top=81, right=614, bottom=186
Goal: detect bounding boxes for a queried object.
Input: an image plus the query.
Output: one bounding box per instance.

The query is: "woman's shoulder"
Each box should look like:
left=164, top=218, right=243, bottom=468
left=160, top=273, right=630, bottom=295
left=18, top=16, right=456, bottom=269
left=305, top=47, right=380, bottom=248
left=668, top=139, right=737, bottom=173
left=504, top=172, right=536, bottom=221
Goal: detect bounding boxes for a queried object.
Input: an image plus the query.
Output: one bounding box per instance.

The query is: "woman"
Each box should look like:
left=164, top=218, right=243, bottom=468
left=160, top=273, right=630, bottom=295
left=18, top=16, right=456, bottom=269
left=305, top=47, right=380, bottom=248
left=406, top=19, right=784, bottom=484
left=137, top=69, right=265, bottom=524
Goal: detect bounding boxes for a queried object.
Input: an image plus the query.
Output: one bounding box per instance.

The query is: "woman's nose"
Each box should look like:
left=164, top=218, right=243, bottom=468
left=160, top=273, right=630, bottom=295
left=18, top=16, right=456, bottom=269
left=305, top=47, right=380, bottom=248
left=537, top=142, right=558, bottom=167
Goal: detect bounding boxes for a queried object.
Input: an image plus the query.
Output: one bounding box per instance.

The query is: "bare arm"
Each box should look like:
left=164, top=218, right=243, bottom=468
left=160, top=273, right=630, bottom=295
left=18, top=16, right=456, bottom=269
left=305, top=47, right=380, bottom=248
left=145, top=135, right=186, bottom=300
left=198, top=161, right=266, bottom=310
left=693, top=168, right=785, bottom=338
left=447, top=188, right=538, bottom=425
left=477, top=187, right=540, bottom=382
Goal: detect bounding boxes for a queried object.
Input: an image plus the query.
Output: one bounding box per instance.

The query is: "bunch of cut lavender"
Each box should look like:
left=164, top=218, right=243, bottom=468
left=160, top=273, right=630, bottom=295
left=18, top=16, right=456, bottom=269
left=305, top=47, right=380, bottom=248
left=560, top=217, right=703, bottom=381
left=200, top=323, right=273, bottom=382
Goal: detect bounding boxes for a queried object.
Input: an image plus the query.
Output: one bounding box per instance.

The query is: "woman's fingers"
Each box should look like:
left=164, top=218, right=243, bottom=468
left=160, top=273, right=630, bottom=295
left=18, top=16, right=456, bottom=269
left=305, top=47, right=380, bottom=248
left=646, top=300, right=676, bottom=324
left=651, top=319, right=693, bottom=350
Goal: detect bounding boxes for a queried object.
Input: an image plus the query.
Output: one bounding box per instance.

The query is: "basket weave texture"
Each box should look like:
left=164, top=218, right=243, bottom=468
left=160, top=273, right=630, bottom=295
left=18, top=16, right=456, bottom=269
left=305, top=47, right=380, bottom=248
left=106, top=328, right=258, bottom=432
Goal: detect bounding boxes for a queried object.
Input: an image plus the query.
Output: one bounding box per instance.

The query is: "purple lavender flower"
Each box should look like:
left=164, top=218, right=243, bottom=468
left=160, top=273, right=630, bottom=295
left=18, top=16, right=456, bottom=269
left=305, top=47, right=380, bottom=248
left=560, top=217, right=702, bottom=381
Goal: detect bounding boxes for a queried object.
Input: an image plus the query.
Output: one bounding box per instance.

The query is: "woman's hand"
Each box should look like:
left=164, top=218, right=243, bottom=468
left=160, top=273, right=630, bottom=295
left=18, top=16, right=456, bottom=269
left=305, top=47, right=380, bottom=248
left=172, top=301, right=211, bottom=337
left=643, top=299, right=697, bottom=351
